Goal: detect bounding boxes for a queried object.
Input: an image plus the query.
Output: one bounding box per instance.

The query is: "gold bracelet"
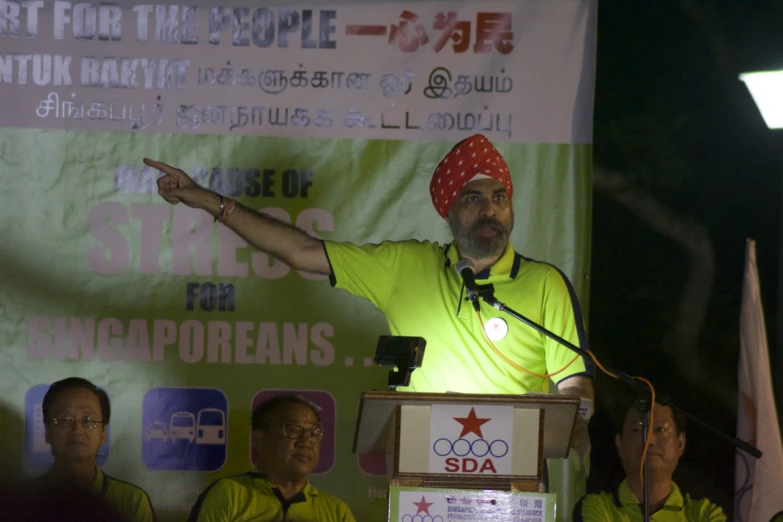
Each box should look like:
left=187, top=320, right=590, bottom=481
left=225, top=199, right=237, bottom=218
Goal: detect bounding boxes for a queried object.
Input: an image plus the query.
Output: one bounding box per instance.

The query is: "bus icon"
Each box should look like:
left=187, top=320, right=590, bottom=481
left=197, top=408, right=226, bottom=445
left=170, top=411, right=196, bottom=443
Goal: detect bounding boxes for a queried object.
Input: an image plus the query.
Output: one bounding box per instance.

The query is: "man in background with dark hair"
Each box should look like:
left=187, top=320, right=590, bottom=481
left=573, top=398, right=726, bottom=521
left=188, top=394, right=355, bottom=522
left=0, top=377, right=156, bottom=522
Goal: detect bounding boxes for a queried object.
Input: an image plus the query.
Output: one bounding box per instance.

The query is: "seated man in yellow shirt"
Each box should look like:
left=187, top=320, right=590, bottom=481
left=0, top=377, right=156, bottom=522
left=188, top=395, right=355, bottom=522
left=573, top=398, right=725, bottom=522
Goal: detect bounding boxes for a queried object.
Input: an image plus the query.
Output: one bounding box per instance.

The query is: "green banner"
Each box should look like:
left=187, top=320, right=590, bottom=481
left=0, top=1, right=595, bottom=521
left=0, top=131, right=591, bottom=521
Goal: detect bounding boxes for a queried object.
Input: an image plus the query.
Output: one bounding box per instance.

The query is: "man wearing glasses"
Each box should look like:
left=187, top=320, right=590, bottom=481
left=188, top=394, right=355, bottom=522
left=1, top=377, right=155, bottom=521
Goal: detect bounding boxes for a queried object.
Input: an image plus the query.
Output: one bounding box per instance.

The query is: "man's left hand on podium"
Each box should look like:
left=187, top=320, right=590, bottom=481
left=556, top=375, right=594, bottom=458
left=570, top=418, right=591, bottom=458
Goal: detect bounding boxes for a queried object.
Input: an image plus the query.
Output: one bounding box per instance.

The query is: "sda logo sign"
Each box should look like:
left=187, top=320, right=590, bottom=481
left=398, top=495, right=444, bottom=522
left=433, top=436, right=509, bottom=473
left=428, top=405, right=513, bottom=475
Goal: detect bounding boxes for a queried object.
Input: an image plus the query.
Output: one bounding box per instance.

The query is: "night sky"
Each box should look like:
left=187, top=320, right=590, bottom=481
left=587, top=1, right=783, bottom=513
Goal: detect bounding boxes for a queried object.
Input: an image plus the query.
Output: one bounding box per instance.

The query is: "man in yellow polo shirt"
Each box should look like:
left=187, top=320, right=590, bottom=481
left=145, top=134, right=594, bottom=403
left=0, top=377, right=156, bottom=522
left=187, top=395, right=355, bottom=522
left=573, top=399, right=726, bottom=521
left=146, top=133, right=596, bottom=508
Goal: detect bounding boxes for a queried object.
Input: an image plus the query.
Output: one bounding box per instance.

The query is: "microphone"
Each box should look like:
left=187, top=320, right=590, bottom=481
left=455, top=259, right=481, bottom=311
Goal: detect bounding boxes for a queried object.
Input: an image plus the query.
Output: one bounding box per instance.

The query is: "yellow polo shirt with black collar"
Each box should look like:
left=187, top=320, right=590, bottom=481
left=187, top=473, right=356, bottom=522
left=323, top=239, right=594, bottom=394
left=3, top=466, right=155, bottom=522
left=90, top=466, right=157, bottom=522
left=573, top=479, right=726, bottom=521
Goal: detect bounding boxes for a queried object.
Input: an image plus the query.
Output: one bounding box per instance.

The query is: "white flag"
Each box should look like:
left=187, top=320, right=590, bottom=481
left=735, top=239, right=783, bottom=522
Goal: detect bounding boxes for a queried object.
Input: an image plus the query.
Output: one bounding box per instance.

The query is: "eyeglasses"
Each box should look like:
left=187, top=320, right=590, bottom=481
left=280, top=424, right=324, bottom=442
left=50, top=416, right=105, bottom=430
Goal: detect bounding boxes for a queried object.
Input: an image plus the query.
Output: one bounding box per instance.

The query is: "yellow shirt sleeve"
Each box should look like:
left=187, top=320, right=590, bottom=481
left=540, top=267, right=591, bottom=384
left=572, top=492, right=620, bottom=522
left=324, top=240, right=407, bottom=309
left=187, top=479, right=235, bottom=522
left=686, top=496, right=727, bottom=522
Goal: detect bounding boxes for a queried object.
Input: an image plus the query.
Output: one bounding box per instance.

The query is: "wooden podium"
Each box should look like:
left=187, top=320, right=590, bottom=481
left=353, top=391, right=580, bottom=492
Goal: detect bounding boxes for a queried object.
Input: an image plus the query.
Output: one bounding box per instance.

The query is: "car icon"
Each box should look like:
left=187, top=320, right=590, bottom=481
left=145, top=421, right=169, bottom=442
left=170, top=411, right=196, bottom=443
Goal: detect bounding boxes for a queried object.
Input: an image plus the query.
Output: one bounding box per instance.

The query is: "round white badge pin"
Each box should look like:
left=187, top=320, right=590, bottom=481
left=484, top=317, right=509, bottom=341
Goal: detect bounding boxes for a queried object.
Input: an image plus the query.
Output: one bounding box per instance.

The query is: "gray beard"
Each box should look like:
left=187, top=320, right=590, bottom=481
left=448, top=215, right=512, bottom=260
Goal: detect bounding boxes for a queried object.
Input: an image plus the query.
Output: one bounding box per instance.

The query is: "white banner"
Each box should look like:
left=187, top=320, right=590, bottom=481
left=0, top=0, right=595, bottom=143
left=393, top=487, right=556, bottom=522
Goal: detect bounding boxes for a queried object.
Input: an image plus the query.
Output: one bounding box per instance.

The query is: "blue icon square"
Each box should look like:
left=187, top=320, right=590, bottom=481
left=25, top=384, right=110, bottom=469
left=142, top=387, right=228, bottom=471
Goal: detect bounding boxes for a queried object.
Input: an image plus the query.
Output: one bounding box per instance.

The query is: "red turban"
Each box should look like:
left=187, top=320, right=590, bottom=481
left=429, top=134, right=512, bottom=218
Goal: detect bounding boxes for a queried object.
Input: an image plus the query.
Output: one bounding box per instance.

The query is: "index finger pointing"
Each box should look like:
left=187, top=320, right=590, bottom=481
left=143, top=158, right=177, bottom=174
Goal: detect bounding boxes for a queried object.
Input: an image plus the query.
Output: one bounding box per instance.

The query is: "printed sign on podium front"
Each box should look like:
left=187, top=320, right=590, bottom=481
left=389, top=486, right=556, bottom=522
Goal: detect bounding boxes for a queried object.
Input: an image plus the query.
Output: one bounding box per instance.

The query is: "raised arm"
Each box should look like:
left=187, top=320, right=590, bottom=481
left=145, top=158, right=331, bottom=275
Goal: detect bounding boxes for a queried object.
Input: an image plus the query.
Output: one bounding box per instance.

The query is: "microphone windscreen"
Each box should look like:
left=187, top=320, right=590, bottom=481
left=455, top=259, right=476, bottom=274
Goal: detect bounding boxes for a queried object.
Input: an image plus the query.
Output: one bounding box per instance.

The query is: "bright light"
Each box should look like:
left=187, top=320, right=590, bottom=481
left=740, top=70, right=783, bottom=129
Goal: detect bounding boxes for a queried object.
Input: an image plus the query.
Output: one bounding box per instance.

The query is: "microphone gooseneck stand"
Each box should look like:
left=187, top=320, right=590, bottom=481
left=465, top=280, right=761, bottom=522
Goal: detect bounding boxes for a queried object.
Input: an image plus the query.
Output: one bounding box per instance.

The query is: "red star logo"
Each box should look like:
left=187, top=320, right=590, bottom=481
left=413, top=496, right=433, bottom=515
left=453, top=407, right=491, bottom=438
